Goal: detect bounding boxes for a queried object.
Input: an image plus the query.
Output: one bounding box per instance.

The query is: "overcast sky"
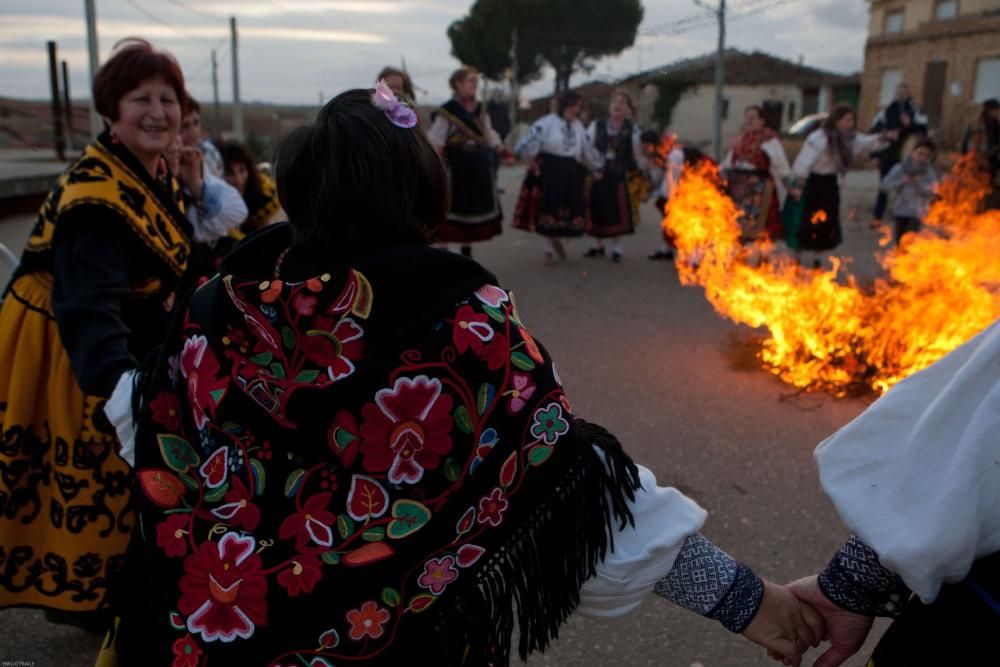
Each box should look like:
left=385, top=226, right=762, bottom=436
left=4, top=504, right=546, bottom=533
left=1, top=0, right=869, bottom=106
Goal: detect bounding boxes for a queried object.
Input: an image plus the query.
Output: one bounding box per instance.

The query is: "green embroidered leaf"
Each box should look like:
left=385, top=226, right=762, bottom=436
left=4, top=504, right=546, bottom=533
left=204, top=481, right=229, bottom=503
left=179, top=473, right=200, bottom=491
left=250, top=351, right=273, bottom=366
left=157, top=434, right=201, bottom=473
left=510, top=351, right=536, bottom=371
left=527, top=444, right=554, bottom=467
left=477, top=383, right=495, bottom=416
left=362, top=527, right=386, bottom=542
left=454, top=405, right=473, bottom=434
left=249, top=458, right=266, bottom=496
left=284, top=468, right=305, bottom=497
left=282, top=326, right=296, bottom=350
left=270, top=362, right=287, bottom=379
left=443, top=458, right=460, bottom=483
left=294, top=369, right=320, bottom=383
left=387, top=499, right=431, bottom=539
left=482, top=304, right=505, bottom=323
left=337, top=514, right=354, bottom=539
left=334, top=428, right=356, bottom=450
left=321, top=551, right=341, bottom=565
left=208, top=388, right=226, bottom=405
left=382, top=587, right=401, bottom=608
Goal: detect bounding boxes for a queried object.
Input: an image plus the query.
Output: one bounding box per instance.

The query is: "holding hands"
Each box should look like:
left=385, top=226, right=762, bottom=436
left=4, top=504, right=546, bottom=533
left=743, top=580, right=824, bottom=666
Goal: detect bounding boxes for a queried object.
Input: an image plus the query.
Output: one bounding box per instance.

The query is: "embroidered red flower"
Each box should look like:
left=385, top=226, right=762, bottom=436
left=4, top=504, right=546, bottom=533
left=150, top=392, right=183, bottom=431
left=279, top=492, right=336, bottom=552
left=178, top=532, right=268, bottom=643
left=481, top=333, right=508, bottom=371
left=452, top=305, right=494, bottom=355
left=292, top=292, right=318, bottom=316
left=180, top=335, right=230, bottom=430
left=346, top=600, right=391, bottom=641
left=417, top=555, right=459, bottom=595
left=171, top=634, right=203, bottom=667
left=476, top=487, right=509, bottom=528
left=359, top=376, right=454, bottom=485
left=210, top=477, right=260, bottom=531
left=276, top=555, right=323, bottom=597
left=157, top=513, right=190, bottom=558
left=301, top=318, right=365, bottom=382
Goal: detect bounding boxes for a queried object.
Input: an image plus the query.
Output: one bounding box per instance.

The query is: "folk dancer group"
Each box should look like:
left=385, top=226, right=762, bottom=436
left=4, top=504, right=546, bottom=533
left=0, top=39, right=997, bottom=667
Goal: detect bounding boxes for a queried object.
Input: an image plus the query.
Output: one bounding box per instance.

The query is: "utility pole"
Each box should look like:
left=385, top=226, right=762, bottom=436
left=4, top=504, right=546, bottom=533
left=211, top=48, right=221, bottom=135
left=47, top=41, right=66, bottom=161
left=230, top=16, right=244, bottom=141
left=61, top=60, right=74, bottom=152
left=714, top=0, right=726, bottom=162
left=84, top=0, right=101, bottom=137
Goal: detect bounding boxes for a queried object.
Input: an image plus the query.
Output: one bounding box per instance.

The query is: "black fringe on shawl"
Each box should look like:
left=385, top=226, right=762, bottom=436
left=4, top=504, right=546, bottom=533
left=432, top=418, right=641, bottom=665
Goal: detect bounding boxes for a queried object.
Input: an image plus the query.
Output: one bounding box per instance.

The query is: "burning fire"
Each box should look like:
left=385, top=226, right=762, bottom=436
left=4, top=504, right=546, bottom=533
left=662, top=154, right=1000, bottom=396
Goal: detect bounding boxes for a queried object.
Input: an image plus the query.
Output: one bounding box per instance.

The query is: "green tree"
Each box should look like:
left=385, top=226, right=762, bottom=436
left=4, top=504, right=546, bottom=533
left=448, top=0, right=644, bottom=96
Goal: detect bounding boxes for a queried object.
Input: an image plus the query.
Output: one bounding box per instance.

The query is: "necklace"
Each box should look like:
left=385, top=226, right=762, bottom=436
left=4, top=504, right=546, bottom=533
left=273, top=247, right=291, bottom=279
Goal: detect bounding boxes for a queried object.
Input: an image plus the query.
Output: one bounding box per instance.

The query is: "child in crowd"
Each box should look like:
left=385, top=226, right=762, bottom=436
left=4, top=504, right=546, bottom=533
left=879, top=139, right=939, bottom=244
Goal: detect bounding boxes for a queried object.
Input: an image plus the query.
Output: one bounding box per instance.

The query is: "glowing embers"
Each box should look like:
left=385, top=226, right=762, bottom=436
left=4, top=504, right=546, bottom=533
left=662, top=153, right=1000, bottom=396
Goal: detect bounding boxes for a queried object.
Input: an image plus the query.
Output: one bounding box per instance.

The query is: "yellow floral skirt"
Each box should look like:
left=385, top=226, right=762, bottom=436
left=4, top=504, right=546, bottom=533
left=0, top=273, right=132, bottom=612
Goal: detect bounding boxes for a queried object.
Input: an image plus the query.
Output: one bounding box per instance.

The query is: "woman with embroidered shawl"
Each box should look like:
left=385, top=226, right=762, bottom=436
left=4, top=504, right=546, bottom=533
left=427, top=66, right=510, bottom=258
left=791, top=106, right=887, bottom=267
left=105, top=88, right=822, bottom=666
left=722, top=105, right=792, bottom=243
left=584, top=89, right=647, bottom=262
left=0, top=39, right=195, bottom=625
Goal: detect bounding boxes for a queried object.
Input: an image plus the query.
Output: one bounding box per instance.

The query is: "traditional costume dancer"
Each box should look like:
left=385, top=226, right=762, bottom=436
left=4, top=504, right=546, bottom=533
left=513, top=92, right=601, bottom=263
left=0, top=39, right=193, bottom=625
left=585, top=89, right=647, bottom=262
left=427, top=67, right=510, bottom=258
left=722, top=105, right=792, bottom=243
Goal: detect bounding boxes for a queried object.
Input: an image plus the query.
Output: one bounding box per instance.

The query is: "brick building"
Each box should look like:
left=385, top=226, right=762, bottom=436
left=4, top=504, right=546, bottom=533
left=860, top=0, right=1000, bottom=148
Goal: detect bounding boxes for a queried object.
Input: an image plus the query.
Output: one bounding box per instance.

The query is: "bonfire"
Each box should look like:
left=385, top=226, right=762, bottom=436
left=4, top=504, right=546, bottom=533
left=663, top=154, right=1000, bottom=396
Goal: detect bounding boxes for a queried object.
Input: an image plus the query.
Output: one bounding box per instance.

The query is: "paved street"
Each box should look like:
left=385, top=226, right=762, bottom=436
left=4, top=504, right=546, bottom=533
left=0, top=165, right=891, bottom=666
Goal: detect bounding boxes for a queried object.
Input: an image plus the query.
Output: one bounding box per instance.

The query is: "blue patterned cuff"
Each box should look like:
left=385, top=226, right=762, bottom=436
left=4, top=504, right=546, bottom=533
left=653, top=534, right=765, bottom=633
left=818, top=535, right=910, bottom=618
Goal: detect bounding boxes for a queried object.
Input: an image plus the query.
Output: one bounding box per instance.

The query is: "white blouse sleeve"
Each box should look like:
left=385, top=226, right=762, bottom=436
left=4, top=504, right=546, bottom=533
left=515, top=118, right=546, bottom=158
left=426, top=115, right=450, bottom=151
left=852, top=131, right=888, bottom=157
left=104, top=369, right=138, bottom=467
left=792, top=131, right=824, bottom=180
left=761, top=137, right=792, bottom=180
left=577, top=463, right=708, bottom=618
left=482, top=112, right=503, bottom=149
left=816, top=318, right=1000, bottom=603
left=631, top=124, right=648, bottom=171
left=583, top=121, right=605, bottom=171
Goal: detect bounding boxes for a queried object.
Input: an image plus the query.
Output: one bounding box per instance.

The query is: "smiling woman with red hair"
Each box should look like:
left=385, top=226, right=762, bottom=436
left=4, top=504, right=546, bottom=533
left=0, top=38, right=195, bottom=628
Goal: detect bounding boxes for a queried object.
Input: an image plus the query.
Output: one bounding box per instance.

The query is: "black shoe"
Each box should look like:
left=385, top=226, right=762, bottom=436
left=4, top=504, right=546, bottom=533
left=611, top=250, right=622, bottom=263
left=583, top=247, right=605, bottom=258
left=460, top=245, right=472, bottom=258
left=648, top=249, right=674, bottom=261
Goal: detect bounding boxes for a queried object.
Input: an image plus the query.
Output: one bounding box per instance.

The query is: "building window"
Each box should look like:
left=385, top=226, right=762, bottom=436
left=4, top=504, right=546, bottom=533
left=788, top=101, right=797, bottom=123
left=884, top=9, right=904, bottom=34
left=974, top=57, right=1000, bottom=102
left=934, top=0, right=957, bottom=20
left=879, top=69, right=903, bottom=106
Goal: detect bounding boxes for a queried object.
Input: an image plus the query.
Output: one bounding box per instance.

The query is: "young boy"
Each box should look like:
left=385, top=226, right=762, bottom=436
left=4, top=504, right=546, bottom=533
left=879, top=139, right=939, bottom=245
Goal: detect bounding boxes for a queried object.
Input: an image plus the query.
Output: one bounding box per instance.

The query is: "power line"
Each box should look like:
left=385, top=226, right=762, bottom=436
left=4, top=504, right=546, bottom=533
left=123, top=0, right=187, bottom=35
left=164, top=0, right=220, bottom=21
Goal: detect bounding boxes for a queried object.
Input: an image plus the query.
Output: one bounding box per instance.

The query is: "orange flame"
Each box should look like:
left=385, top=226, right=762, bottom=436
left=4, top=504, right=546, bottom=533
left=663, top=154, right=1000, bottom=396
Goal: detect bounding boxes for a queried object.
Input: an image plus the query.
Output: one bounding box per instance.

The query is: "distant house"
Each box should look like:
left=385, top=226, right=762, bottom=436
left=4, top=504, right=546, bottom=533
left=525, top=50, right=859, bottom=150
left=861, top=0, right=1000, bottom=148
left=620, top=50, right=860, bottom=147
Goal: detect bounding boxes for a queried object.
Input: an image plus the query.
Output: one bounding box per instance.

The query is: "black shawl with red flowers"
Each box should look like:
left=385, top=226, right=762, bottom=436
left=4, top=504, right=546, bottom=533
left=113, top=223, right=639, bottom=666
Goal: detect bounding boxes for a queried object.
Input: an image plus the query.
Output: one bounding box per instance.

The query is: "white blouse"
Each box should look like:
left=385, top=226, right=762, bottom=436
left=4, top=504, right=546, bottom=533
left=515, top=113, right=602, bottom=170
left=426, top=102, right=503, bottom=151
left=585, top=119, right=648, bottom=172
left=723, top=137, right=793, bottom=205
left=792, top=128, right=887, bottom=180
left=816, top=318, right=1000, bottom=603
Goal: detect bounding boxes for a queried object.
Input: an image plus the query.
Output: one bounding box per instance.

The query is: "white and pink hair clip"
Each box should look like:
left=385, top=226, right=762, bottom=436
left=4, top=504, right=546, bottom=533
left=372, top=79, right=418, bottom=129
